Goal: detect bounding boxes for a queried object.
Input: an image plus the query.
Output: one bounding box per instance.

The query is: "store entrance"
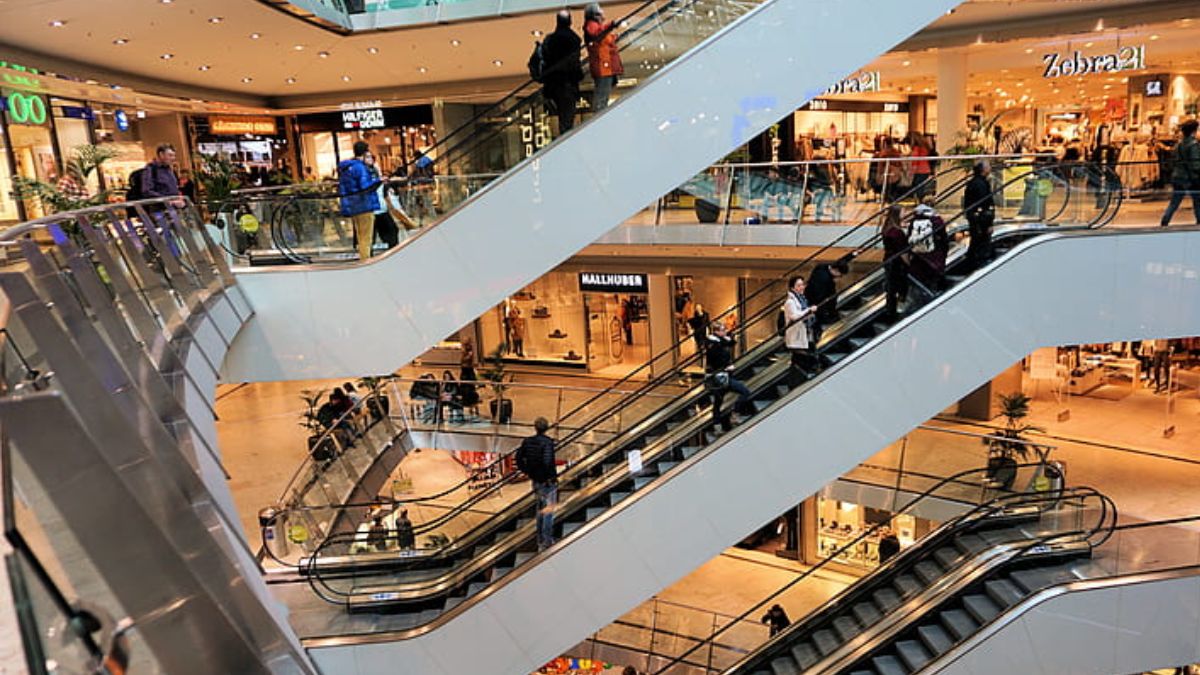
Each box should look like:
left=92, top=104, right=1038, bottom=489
left=584, top=292, right=650, bottom=379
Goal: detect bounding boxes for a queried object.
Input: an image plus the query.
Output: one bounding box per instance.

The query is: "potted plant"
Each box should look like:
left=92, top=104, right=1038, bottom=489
left=356, top=375, right=392, bottom=422
left=984, top=391, right=1046, bottom=490
left=11, top=144, right=116, bottom=239
left=195, top=153, right=244, bottom=246
left=299, top=388, right=335, bottom=462
left=479, top=347, right=514, bottom=423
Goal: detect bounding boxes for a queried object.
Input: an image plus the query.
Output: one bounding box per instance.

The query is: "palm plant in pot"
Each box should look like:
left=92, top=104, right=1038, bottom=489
left=356, top=375, right=392, bottom=423
left=984, top=391, right=1046, bottom=490
left=479, top=346, right=513, bottom=423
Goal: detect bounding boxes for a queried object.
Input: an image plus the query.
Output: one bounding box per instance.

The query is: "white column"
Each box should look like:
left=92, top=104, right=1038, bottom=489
left=936, top=49, right=968, bottom=158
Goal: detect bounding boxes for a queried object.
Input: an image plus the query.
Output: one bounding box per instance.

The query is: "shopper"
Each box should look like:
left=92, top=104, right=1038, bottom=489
left=964, top=159, right=995, bottom=271
left=809, top=148, right=836, bottom=221
left=760, top=604, right=791, bottom=637
left=516, top=417, right=558, bottom=551
left=705, top=321, right=753, bottom=432
left=783, top=276, right=817, bottom=384
left=584, top=3, right=623, bottom=113
left=508, top=307, right=527, bottom=357
left=805, top=256, right=850, bottom=349
left=541, top=10, right=584, bottom=133
left=367, top=516, right=389, bottom=552
left=687, top=303, right=710, bottom=359
left=140, top=143, right=182, bottom=201
left=881, top=205, right=910, bottom=320
left=878, top=527, right=901, bottom=564
left=1161, top=119, right=1200, bottom=227
left=908, top=200, right=950, bottom=295
left=365, top=152, right=400, bottom=250
left=338, top=141, right=381, bottom=261
left=906, top=132, right=934, bottom=198
left=395, top=509, right=416, bottom=550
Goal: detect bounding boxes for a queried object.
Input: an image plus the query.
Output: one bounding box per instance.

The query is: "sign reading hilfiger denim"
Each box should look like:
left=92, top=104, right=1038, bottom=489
left=1042, top=45, right=1145, bottom=78
left=579, top=273, right=648, bottom=293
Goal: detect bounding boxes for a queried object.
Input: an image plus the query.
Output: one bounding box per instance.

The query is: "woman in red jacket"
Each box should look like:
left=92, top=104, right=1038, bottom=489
left=584, top=3, right=623, bottom=113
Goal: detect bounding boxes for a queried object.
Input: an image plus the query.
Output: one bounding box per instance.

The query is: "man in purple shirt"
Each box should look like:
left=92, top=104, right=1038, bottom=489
left=141, top=143, right=182, bottom=200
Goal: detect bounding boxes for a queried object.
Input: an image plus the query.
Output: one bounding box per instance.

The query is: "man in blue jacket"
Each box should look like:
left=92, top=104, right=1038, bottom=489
left=339, top=141, right=380, bottom=260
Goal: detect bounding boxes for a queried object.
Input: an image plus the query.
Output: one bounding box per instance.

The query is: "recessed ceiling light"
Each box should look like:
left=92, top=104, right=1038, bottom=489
left=48, top=20, right=65, bottom=27
left=242, top=77, right=253, bottom=83
left=113, top=37, right=129, bottom=45
left=367, top=46, right=379, bottom=54
left=1150, top=34, right=1160, bottom=41
left=318, top=51, right=330, bottom=58
left=198, top=65, right=211, bottom=71
left=1024, top=47, right=1033, bottom=54
left=208, top=16, right=223, bottom=23
left=286, top=77, right=297, bottom=84
left=492, top=59, right=503, bottom=67
left=160, top=0, right=172, bottom=3
left=417, top=66, right=428, bottom=73
left=531, top=29, right=543, bottom=37
left=1084, top=41, right=1094, bottom=48
left=341, top=75, right=351, bottom=82
left=250, top=32, right=261, bottom=39
left=901, top=60, right=911, bottom=66
left=294, top=44, right=304, bottom=51
left=450, top=39, right=461, bottom=46
left=160, top=53, right=174, bottom=60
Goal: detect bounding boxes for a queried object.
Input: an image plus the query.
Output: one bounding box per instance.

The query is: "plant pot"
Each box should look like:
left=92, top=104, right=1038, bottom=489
left=489, top=398, right=513, bottom=424
left=694, top=198, right=720, bottom=223
left=986, top=455, right=1018, bottom=490
left=366, top=395, right=390, bottom=422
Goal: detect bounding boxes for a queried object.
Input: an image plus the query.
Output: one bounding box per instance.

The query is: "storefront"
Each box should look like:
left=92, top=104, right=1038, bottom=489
left=297, top=103, right=435, bottom=180
left=811, top=496, right=934, bottom=571
left=2, top=88, right=59, bottom=219
left=189, top=114, right=292, bottom=184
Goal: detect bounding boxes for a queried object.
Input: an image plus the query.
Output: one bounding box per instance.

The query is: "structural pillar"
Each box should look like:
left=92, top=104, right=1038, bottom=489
left=935, top=49, right=968, bottom=159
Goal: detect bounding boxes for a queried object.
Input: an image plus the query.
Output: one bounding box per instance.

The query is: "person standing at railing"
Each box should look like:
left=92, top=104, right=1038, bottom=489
left=338, top=141, right=381, bottom=261
left=516, top=417, right=558, bottom=551
left=584, top=3, right=623, bottom=113
left=783, top=276, right=818, bottom=385
left=964, top=159, right=995, bottom=272
left=364, top=152, right=400, bottom=250
left=1161, top=119, right=1200, bottom=227
left=541, top=10, right=584, bottom=133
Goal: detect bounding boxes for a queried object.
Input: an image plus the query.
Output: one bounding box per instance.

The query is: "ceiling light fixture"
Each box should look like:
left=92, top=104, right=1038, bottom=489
left=531, top=29, right=543, bottom=37
left=113, top=37, right=129, bottom=45
left=450, top=39, right=460, bottom=46
left=294, top=44, right=304, bottom=51
left=48, top=20, right=65, bottom=27
left=286, top=77, right=297, bottom=84
left=1084, top=41, right=1094, bottom=48
left=160, top=53, right=174, bottom=60
left=901, top=60, right=911, bottom=66
left=341, top=75, right=351, bottom=82
left=208, top=16, right=223, bottom=23
left=250, top=32, right=261, bottom=39
left=198, top=65, right=211, bottom=71
left=1150, top=34, right=1160, bottom=41
left=418, top=66, right=428, bottom=73
left=1024, top=48, right=1033, bottom=54
left=242, top=77, right=253, bottom=83
left=492, top=59, right=503, bottom=67
left=367, top=46, right=379, bottom=54
left=318, top=51, right=330, bottom=58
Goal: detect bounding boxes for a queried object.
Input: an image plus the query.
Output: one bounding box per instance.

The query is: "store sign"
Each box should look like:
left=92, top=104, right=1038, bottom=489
left=1042, top=45, right=1145, bottom=78
left=579, top=273, right=649, bottom=294
left=341, top=107, right=386, bottom=129
left=825, top=71, right=881, bottom=95
left=0, top=60, right=42, bottom=90
left=802, top=99, right=908, bottom=114
left=4, top=91, right=47, bottom=125
left=114, top=109, right=130, bottom=131
left=209, top=115, right=278, bottom=135
left=1145, top=78, right=1165, bottom=97
left=60, top=105, right=93, bottom=120
left=339, top=99, right=383, bottom=110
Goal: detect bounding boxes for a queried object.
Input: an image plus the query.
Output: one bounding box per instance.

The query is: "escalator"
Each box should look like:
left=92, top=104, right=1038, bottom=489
left=221, top=0, right=964, bottom=382
left=727, top=488, right=1115, bottom=675
left=265, top=166, right=1164, bottom=673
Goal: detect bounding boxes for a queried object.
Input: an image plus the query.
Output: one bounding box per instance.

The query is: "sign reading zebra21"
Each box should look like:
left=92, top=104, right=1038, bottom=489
left=1042, top=45, right=1145, bottom=78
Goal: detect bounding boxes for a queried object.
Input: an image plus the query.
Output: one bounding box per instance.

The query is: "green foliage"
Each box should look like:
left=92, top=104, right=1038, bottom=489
left=10, top=144, right=116, bottom=214
left=195, top=153, right=242, bottom=203
left=986, top=391, right=1046, bottom=461
left=299, top=388, right=328, bottom=435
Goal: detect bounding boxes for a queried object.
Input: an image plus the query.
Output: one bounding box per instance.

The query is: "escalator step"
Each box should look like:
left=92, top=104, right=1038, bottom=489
left=946, top=275, right=966, bottom=286
left=560, top=521, right=582, bottom=537
left=812, top=629, right=841, bottom=656
left=913, top=560, right=944, bottom=586
left=917, top=624, right=955, bottom=656
left=418, top=608, right=442, bottom=625
left=516, top=518, right=534, bottom=529
left=466, top=582, right=486, bottom=598
left=768, top=657, right=801, bottom=675
left=933, top=546, right=965, bottom=570
left=633, top=476, right=654, bottom=490
left=871, top=654, right=907, bottom=675
left=656, top=461, right=679, bottom=474
left=962, top=594, right=1001, bottom=624
left=752, top=365, right=766, bottom=376
left=872, top=322, right=890, bottom=334
left=609, top=492, right=630, bottom=506
left=939, top=609, right=977, bottom=641
left=602, top=462, right=620, bottom=474
left=585, top=507, right=605, bottom=522
left=896, top=640, right=932, bottom=671
left=825, top=352, right=850, bottom=365
left=514, top=552, right=534, bottom=566
left=776, top=385, right=790, bottom=398
left=753, top=399, right=771, bottom=412
left=444, top=596, right=464, bottom=611
left=680, top=446, right=700, bottom=460
left=984, top=579, right=1025, bottom=608
left=893, top=574, right=922, bottom=598
left=953, top=534, right=988, bottom=554
left=1009, top=565, right=1082, bottom=594
left=851, top=601, right=883, bottom=627
left=791, top=642, right=820, bottom=669
left=490, top=566, right=512, bottom=582
left=873, top=587, right=902, bottom=612
left=833, top=615, right=862, bottom=642
left=848, top=337, right=869, bottom=350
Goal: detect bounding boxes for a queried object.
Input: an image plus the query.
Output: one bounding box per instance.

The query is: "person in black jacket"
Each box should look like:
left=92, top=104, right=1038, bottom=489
left=705, top=322, right=752, bottom=432
left=964, top=160, right=996, bottom=272
left=541, top=10, right=584, bottom=134
left=805, top=256, right=850, bottom=349
left=518, top=417, right=559, bottom=550
left=761, top=604, right=791, bottom=637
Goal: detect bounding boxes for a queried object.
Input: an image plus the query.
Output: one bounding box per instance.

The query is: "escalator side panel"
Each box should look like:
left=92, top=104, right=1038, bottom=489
left=305, top=229, right=1200, bottom=674
left=223, top=0, right=963, bottom=382
left=927, top=571, right=1200, bottom=675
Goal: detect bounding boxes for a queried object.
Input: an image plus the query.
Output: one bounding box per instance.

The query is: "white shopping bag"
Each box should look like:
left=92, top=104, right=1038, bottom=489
left=627, top=449, right=643, bottom=474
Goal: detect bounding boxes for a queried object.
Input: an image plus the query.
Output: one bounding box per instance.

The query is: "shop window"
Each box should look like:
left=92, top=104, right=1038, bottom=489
left=815, top=496, right=931, bottom=570
left=0, top=119, right=18, bottom=224
left=479, top=272, right=587, bottom=368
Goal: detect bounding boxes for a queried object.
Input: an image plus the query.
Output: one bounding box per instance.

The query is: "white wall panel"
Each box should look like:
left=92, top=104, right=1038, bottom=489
left=305, top=229, right=1200, bottom=673
left=223, top=0, right=962, bottom=382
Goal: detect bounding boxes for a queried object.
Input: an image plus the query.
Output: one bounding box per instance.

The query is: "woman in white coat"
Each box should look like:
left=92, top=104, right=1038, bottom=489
left=783, top=276, right=818, bottom=384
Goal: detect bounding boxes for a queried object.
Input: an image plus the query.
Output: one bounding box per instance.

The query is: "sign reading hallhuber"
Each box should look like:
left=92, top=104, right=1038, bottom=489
left=1042, top=45, right=1145, bottom=78
left=579, top=273, right=648, bottom=294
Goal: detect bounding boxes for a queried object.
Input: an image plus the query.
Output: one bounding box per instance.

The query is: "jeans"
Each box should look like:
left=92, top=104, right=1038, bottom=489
left=1161, top=183, right=1200, bottom=226
left=593, top=75, right=616, bottom=113
left=533, top=480, right=558, bottom=549
left=351, top=212, right=374, bottom=260
left=710, top=376, right=752, bottom=431
left=812, top=187, right=833, bottom=221
left=548, top=85, right=578, bottom=133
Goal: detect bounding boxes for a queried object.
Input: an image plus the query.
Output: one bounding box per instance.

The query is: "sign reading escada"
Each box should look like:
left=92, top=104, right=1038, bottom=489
left=1042, top=45, right=1145, bottom=78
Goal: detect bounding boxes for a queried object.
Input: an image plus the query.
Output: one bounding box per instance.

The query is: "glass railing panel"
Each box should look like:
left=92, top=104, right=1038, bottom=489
left=7, top=548, right=102, bottom=675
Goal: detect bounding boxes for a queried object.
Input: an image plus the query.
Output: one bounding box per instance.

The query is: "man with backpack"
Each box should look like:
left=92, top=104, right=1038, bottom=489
left=1161, top=119, right=1200, bottom=227
left=516, top=417, right=558, bottom=551
left=338, top=141, right=381, bottom=261
left=129, top=143, right=182, bottom=204
left=538, top=10, right=584, bottom=134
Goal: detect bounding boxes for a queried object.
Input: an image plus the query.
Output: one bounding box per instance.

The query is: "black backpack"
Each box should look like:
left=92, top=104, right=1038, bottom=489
left=125, top=167, right=146, bottom=201
left=527, top=40, right=545, bottom=83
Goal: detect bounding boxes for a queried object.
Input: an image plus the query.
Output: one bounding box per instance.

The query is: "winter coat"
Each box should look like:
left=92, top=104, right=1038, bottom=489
left=338, top=158, right=380, bottom=217
left=1171, top=136, right=1200, bottom=186
left=584, top=19, right=623, bottom=79
left=541, top=26, right=584, bottom=91
left=782, top=291, right=813, bottom=350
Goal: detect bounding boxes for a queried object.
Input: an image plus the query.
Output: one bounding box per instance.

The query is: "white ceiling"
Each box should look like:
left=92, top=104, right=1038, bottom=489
left=0, top=0, right=631, bottom=99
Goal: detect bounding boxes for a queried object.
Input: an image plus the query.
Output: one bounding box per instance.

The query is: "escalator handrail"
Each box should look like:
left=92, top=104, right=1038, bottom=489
left=658, top=484, right=1111, bottom=674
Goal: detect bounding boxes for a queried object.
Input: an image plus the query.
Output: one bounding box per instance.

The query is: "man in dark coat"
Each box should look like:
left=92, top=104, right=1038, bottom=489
left=964, top=159, right=996, bottom=271
left=518, top=417, right=558, bottom=550
left=541, top=10, right=584, bottom=134
left=805, top=255, right=851, bottom=349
